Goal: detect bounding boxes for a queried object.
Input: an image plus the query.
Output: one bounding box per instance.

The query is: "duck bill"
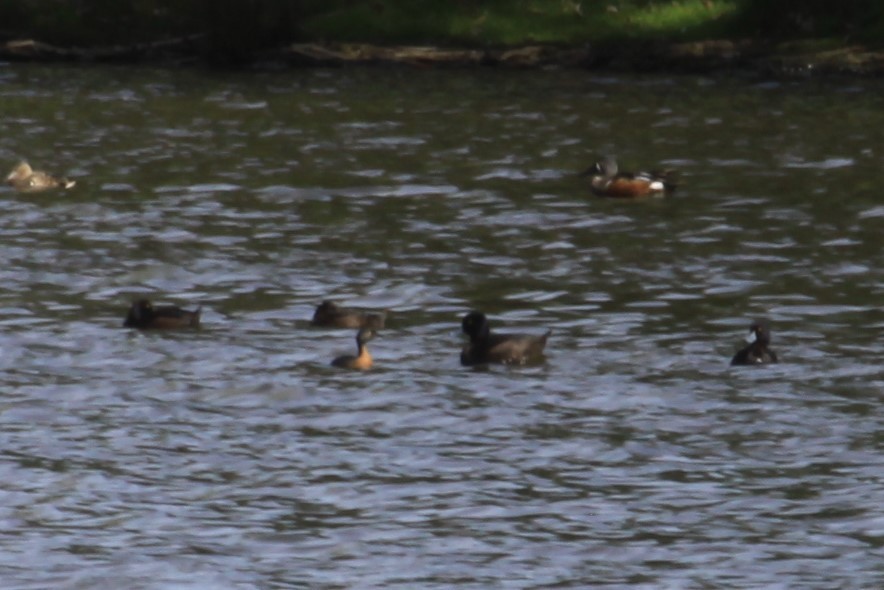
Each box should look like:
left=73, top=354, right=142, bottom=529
left=745, top=330, right=757, bottom=344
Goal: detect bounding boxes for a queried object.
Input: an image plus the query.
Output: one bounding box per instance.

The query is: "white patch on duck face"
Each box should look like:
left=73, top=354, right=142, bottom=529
left=745, top=330, right=757, bottom=344
left=649, top=180, right=665, bottom=191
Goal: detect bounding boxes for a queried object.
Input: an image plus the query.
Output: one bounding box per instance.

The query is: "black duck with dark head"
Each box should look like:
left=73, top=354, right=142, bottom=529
left=730, top=319, right=778, bottom=366
left=460, top=311, right=550, bottom=366
left=123, top=299, right=201, bottom=330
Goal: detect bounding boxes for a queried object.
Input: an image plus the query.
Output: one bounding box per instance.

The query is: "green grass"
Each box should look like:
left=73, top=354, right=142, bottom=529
left=619, top=1, right=739, bottom=38
left=301, top=0, right=742, bottom=46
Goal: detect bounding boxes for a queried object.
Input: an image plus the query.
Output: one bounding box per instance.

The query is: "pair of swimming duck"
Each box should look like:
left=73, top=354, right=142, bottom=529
left=122, top=300, right=386, bottom=331
left=327, top=310, right=556, bottom=370
left=310, top=302, right=551, bottom=368
left=122, top=299, right=386, bottom=331
left=461, top=314, right=779, bottom=366
left=319, top=308, right=552, bottom=370
left=6, top=157, right=672, bottom=198
left=311, top=300, right=384, bottom=370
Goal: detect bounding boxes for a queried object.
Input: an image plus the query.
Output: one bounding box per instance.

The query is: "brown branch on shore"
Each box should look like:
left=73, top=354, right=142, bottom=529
left=0, top=38, right=594, bottom=68
left=281, top=43, right=593, bottom=68
left=0, top=35, right=205, bottom=63
left=2, top=36, right=883, bottom=76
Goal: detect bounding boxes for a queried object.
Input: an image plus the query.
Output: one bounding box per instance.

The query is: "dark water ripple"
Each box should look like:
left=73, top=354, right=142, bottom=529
left=0, top=64, right=882, bottom=588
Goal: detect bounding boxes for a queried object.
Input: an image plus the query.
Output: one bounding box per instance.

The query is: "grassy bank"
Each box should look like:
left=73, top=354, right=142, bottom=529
left=1, top=1, right=883, bottom=64
left=300, top=0, right=739, bottom=46
left=304, top=0, right=884, bottom=47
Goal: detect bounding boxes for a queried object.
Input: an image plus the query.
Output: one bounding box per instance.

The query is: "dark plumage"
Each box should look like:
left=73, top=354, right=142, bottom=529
left=730, top=320, right=778, bottom=366
left=123, top=299, right=201, bottom=329
left=579, top=156, right=677, bottom=198
left=331, top=328, right=377, bottom=370
left=460, top=311, right=550, bottom=366
left=6, top=161, right=76, bottom=193
left=311, top=300, right=385, bottom=329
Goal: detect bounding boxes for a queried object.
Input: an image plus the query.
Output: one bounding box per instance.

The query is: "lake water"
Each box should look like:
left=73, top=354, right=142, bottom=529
left=0, top=63, right=882, bottom=589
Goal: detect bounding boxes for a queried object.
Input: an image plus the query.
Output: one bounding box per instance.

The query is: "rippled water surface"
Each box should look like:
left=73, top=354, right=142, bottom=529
left=0, top=63, right=882, bottom=588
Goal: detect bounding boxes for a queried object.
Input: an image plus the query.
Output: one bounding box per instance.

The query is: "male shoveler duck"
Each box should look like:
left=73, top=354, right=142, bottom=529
left=580, top=156, right=677, bottom=198
left=460, top=311, right=550, bottom=366
left=311, top=300, right=385, bottom=329
left=6, top=161, right=76, bottom=193
left=730, top=319, right=778, bottom=366
left=123, top=299, right=201, bottom=329
left=331, top=328, right=377, bottom=370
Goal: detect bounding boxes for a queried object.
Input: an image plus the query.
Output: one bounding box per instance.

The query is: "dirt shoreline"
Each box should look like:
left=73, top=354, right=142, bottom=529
left=3, top=37, right=884, bottom=77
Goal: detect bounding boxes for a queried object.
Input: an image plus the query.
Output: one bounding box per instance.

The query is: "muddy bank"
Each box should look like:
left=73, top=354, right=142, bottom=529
left=280, top=40, right=884, bottom=77
left=3, top=37, right=884, bottom=77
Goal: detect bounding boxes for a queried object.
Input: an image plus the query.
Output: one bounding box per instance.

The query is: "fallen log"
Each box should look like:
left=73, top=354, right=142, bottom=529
left=0, top=36, right=204, bottom=63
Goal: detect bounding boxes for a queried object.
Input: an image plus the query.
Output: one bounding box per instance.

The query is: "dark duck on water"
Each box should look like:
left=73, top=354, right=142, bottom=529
left=460, top=311, right=550, bottom=366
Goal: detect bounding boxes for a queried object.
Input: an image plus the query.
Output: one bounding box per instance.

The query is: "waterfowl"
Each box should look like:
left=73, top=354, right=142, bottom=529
left=460, top=311, right=550, bottom=366
left=580, top=156, right=676, bottom=198
left=6, top=161, right=76, bottom=193
left=123, top=299, right=201, bottom=329
left=331, top=328, right=376, bottom=370
left=730, top=320, right=778, bottom=366
left=311, top=300, right=385, bottom=329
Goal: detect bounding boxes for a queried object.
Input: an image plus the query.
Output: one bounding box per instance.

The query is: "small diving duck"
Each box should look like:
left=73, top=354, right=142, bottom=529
left=580, top=156, right=676, bottom=198
left=6, top=161, right=76, bottom=193
left=460, top=311, right=550, bottom=366
left=331, top=328, right=377, bottom=370
left=730, top=319, right=778, bottom=366
left=123, top=299, right=201, bottom=329
left=311, top=300, right=385, bottom=329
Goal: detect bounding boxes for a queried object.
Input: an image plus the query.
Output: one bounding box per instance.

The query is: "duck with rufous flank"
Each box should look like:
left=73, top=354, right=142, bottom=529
left=579, top=156, right=677, bottom=198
